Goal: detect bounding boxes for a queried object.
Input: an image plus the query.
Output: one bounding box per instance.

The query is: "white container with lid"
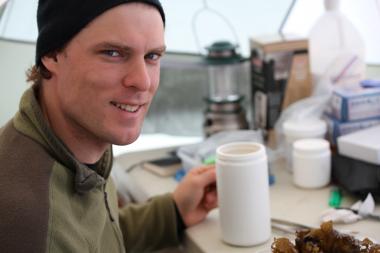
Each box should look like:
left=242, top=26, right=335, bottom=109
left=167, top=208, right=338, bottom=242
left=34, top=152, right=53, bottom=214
left=216, top=142, right=271, bottom=246
left=283, top=118, right=327, bottom=171
left=293, top=138, right=331, bottom=188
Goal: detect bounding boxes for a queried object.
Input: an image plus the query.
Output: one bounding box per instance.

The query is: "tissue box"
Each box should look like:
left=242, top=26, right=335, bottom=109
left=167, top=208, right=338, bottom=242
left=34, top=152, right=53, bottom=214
left=337, top=125, right=380, bottom=165
left=324, top=115, right=380, bottom=145
left=328, top=87, right=380, bottom=122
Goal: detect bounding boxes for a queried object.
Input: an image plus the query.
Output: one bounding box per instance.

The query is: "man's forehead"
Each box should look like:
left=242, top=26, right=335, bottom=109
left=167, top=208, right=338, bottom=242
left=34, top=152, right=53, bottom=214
left=36, top=0, right=165, bottom=67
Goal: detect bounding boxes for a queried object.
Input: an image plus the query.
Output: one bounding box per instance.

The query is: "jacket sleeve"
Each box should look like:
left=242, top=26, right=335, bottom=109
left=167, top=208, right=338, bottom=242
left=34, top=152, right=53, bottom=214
left=118, top=193, right=181, bottom=252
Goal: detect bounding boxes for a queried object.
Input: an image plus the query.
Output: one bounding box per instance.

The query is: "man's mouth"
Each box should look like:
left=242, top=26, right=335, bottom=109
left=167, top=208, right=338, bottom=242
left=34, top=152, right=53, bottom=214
left=111, top=102, right=140, bottom=113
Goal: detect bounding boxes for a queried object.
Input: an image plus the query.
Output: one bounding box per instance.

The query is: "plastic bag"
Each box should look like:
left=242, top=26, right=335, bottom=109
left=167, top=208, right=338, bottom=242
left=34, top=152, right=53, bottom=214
left=273, top=75, right=332, bottom=158
left=274, top=50, right=365, bottom=161
left=274, top=0, right=366, bottom=156
left=309, top=0, right=366, bottom=87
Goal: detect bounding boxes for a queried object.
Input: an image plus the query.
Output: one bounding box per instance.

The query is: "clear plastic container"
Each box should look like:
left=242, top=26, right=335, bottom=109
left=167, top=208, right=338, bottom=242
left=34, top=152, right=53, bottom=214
left=308, top=0, right=366, bottom=87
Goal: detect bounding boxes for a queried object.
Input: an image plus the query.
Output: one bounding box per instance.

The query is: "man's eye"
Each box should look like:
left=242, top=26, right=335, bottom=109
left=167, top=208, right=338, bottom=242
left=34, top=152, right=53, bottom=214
left=145, top=53, right=161, bottom=61
left=102, top=50, right=121, bottom=57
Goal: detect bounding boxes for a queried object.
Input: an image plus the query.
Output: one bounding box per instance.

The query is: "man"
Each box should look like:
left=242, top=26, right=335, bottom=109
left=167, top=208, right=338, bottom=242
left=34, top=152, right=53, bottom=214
left=0, top=0, right=217, bottom=252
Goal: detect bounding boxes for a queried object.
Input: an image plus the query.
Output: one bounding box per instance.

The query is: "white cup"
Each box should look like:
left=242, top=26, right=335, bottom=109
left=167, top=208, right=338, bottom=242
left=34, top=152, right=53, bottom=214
left=292, top=138, right=331, bottom=188
left=216, top=142, right=271, bottom=246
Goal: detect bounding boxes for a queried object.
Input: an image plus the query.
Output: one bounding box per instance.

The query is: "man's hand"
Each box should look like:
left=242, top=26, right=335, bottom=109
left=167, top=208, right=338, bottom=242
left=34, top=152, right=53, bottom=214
left=173, top=165, right=218, bottom=227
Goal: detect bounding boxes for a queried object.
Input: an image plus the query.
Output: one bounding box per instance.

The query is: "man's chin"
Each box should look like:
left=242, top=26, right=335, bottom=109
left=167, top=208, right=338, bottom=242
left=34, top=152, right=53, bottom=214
left=111, top=133, right=140, bottom=146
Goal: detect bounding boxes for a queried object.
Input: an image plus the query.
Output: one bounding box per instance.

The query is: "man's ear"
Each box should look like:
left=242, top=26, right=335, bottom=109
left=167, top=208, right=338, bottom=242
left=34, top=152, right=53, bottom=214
left=40, top=53, right=59, bottom=75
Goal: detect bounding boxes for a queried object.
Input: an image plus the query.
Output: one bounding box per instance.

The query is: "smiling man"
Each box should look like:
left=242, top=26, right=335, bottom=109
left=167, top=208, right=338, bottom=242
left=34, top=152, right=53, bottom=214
left=0, top=1, right=217, bottom=252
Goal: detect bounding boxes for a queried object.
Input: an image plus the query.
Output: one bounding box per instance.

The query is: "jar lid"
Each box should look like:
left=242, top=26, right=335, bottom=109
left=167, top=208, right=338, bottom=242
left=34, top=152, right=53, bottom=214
left=293, top=138, right=330, bottom=155
left=283, top=119, right=327, bottom=138
left=216, top=142, right=265, bottom=162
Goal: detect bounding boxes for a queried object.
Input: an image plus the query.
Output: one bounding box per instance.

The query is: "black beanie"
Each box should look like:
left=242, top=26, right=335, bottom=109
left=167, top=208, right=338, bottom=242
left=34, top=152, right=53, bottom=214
left=35, top=0, right=165, bottom=67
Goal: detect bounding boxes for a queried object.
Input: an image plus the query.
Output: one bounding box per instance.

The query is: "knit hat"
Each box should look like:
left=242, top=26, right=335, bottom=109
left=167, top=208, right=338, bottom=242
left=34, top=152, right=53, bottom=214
left=35, top=0, right=165, bottom=67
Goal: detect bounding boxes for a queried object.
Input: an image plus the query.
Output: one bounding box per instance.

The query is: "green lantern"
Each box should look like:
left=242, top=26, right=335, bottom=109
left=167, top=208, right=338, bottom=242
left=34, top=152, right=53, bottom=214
left=203, top=41, right=249, bottom=136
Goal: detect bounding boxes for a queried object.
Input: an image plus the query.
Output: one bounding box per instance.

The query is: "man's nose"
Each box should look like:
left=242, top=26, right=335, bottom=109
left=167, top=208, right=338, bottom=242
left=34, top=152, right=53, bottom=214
left=122, top=59, right=150, bottom=91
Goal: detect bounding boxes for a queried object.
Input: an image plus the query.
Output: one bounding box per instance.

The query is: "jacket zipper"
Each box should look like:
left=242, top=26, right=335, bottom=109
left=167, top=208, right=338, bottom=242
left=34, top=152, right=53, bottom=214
left=103, top=184, right=115, bottom=222
left=103, top=183, right=126, bottom=252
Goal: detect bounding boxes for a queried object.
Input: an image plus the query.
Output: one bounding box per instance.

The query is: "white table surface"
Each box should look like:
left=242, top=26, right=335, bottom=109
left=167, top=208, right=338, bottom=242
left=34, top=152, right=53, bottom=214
left=114, top=148, right=380, bottom=253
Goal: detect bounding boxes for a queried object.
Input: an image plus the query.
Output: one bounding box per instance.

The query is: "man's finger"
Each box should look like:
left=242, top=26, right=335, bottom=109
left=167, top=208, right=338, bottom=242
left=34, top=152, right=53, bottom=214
left=196, top=166, right=216, bottom=187
left=205, top=190, right=217, bottom=204
left=203, top=191, right=218, bottom=211
left=191, top=164, right=214, bottom=175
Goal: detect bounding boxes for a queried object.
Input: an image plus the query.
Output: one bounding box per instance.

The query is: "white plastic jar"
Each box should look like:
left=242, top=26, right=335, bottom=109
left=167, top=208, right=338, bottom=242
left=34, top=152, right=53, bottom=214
left=216, top=142, right=271, bottom=246
left=283, top=118, right=327, bottom=172
left=292, top=138, right=331, bottom=188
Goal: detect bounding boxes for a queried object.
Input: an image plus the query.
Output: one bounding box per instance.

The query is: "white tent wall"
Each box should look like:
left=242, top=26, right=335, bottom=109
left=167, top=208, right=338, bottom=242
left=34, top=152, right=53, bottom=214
left=0, top=39, right=35, bottom=126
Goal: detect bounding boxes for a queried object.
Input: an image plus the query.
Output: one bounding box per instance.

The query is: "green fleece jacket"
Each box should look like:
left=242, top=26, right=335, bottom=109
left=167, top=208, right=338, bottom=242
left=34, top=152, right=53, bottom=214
left=0, top=85, right=180, bottom=253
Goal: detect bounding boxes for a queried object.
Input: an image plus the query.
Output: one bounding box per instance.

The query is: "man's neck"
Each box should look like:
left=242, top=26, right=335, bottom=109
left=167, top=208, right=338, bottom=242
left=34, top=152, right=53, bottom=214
left=38, top=84, right=108, bottom=164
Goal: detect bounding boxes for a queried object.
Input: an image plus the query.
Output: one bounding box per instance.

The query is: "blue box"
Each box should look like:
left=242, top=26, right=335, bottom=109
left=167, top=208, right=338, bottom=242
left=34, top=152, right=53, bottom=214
left=327, top=87, right=380, bottom=122
left=324, top=114, right=380, bottom=145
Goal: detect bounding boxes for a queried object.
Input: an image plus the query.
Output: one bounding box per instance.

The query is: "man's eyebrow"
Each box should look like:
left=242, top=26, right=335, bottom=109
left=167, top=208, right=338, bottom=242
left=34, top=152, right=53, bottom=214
left=94, top=42, right=166, bottom=54
left=149, top=46, right=166, bottom=53
left=94, top=42, right=132, bottom=52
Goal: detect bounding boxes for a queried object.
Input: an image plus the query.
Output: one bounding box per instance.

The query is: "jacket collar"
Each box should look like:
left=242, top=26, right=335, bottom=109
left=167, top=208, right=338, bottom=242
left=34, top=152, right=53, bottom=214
left=13, top=85, right=113, bottom=194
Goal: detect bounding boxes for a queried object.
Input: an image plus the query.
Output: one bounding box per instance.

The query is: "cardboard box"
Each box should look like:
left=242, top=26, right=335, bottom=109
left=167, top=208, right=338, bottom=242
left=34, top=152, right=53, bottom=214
left=324, top=114, right=380, bottom=145
left=327, top=87, right=380, bottom=122
left=250, top=34, right=312, bottom=130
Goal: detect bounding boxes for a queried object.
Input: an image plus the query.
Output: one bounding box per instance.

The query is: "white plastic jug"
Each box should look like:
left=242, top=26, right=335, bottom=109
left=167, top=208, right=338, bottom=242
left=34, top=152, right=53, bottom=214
left=309, top=0, right=366, bottom=87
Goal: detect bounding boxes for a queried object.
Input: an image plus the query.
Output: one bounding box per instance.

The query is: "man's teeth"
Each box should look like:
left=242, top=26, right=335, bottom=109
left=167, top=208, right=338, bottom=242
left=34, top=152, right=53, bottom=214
left=113, top=102, right=139, bottom=112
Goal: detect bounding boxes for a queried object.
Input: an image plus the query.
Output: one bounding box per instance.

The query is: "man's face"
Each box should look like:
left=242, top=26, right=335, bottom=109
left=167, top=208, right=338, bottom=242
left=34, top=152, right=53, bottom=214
left=47, top=3, right=165, bottom=146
